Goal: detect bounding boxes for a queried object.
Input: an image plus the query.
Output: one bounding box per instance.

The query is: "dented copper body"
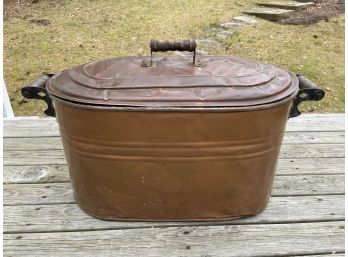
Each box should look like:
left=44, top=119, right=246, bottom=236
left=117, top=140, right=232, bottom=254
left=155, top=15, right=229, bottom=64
left=21, top=40, right=325, bottom=221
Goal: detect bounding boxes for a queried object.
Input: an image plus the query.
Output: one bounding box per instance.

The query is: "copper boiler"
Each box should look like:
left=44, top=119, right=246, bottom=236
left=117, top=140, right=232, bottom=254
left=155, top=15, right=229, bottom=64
left=21, top=39, right=325, bottom=221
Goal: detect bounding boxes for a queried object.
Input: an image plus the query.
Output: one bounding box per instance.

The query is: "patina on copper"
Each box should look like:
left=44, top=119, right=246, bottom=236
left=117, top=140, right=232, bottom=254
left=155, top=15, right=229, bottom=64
left=21, top=39, right=325, bottom=221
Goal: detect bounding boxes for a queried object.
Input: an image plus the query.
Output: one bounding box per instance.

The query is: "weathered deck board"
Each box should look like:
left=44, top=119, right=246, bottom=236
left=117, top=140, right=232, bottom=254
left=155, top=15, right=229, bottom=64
left=272, top=174, right=344, bottom=196
left=282, top=131, right=345, bottom=144
left=4, top=221, right=344, bottom=257
left=3, top=157, right=344, bottom=184
left=4, top=195, right=344, bottom=233
left=285, top=114, right=345, bottom=132
left=3, top=144, right=345, bottom=166
left=4, top=174, right=344, bottom=206
left=3, top=114, right=345, bottom=138
left=4, top=165, right=69, bottom=184
left=4, top=117, right=59, bottom=138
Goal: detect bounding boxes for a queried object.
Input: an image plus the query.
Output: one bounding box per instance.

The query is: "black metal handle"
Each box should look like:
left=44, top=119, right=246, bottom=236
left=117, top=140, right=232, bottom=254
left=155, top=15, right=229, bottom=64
left=21, top=74, right=55, bottom=117
left=142, top=39, right=198, bottom=67
left=289, top=75, right=325, bottom=118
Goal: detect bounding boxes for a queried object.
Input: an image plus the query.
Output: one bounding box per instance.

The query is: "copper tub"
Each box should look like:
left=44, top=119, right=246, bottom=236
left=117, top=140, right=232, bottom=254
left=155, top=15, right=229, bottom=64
left=22, top=39, right=325, bottom=221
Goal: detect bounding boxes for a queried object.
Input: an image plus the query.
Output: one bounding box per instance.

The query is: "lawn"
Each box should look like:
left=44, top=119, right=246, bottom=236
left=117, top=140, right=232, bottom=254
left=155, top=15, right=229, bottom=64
left=4, top=0, right=344, bottom=115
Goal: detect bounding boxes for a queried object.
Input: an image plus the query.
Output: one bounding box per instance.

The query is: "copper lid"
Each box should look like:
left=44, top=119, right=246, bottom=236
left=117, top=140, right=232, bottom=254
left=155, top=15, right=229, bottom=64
left=46, top=55, right=298, bottom=108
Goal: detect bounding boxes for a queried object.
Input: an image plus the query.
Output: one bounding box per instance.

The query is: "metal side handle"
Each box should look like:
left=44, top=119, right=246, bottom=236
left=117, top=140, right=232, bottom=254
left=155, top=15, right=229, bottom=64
left=21, top=74, right=56, bottom=117
left=289, top=75, right=325, bottom=118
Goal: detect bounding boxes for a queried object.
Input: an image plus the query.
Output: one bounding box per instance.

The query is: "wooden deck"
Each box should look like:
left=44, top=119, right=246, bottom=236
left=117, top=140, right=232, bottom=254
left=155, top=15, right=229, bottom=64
left=3, top=114, right=345, bottom=257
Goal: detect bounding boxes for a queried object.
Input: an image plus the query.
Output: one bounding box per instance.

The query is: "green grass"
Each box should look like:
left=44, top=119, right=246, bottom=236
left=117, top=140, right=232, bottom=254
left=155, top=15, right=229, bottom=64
left=4, top=0, right=344, bottom=115
left=220, top=16, right=345, bottom=113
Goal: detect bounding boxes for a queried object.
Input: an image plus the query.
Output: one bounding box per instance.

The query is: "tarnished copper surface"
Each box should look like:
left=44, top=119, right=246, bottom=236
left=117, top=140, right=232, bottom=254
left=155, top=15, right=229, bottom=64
left=46, top=56, right=298, bottom=108
left=54, top=97, right=294, bottom=221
